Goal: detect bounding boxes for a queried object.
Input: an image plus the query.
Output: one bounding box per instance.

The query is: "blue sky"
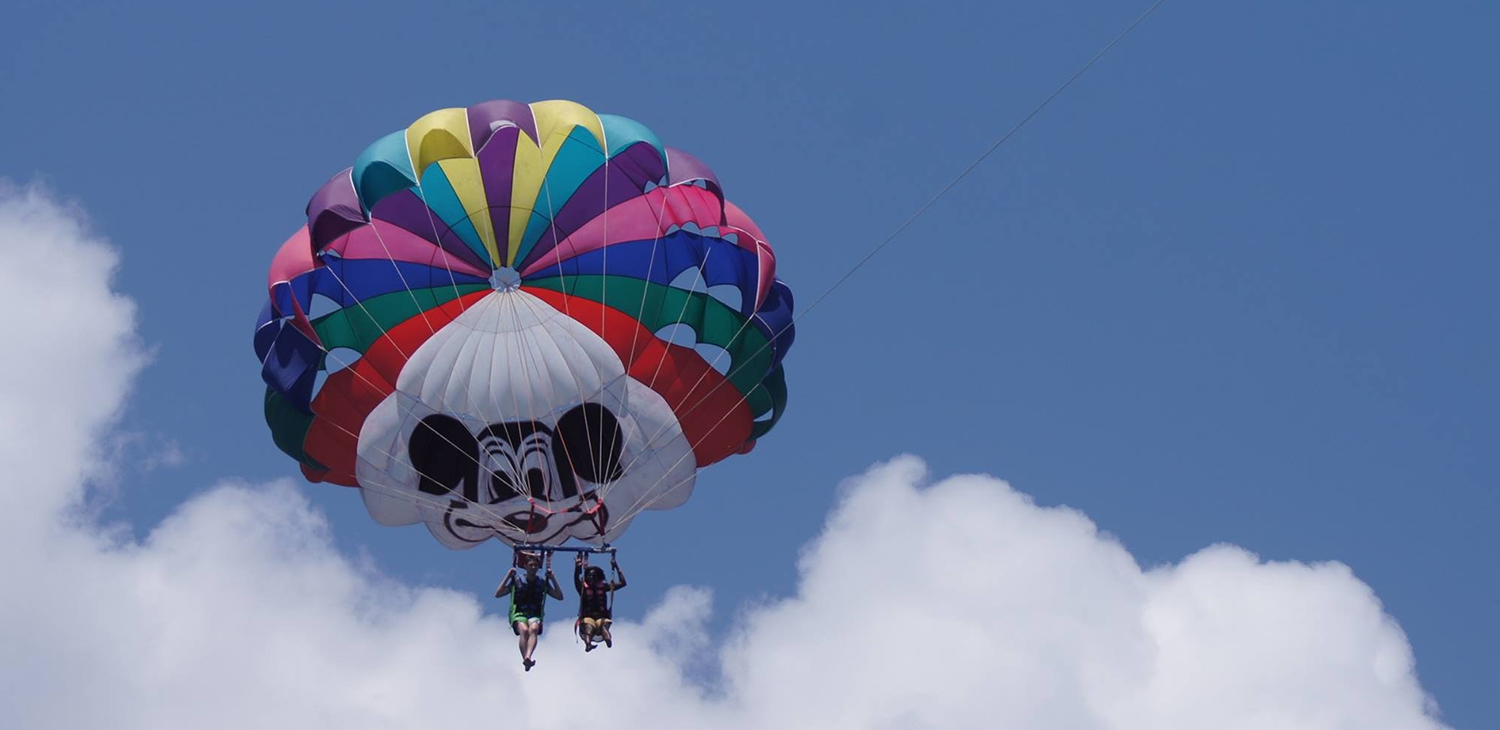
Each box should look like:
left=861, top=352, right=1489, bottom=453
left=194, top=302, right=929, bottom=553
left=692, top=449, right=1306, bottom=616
left=2, top=0, right=1495, bottom=726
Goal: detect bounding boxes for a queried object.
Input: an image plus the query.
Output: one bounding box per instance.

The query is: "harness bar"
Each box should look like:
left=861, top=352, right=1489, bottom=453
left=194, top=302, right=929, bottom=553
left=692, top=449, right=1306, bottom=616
left=512, top=545, right=616, bottom=555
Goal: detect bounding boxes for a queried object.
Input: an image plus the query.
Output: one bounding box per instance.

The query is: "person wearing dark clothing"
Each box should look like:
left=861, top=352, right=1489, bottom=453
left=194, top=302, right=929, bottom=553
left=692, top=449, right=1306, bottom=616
left=574, top=554, right=626, bottom=651
left=496, top=550, right=564, bottom=671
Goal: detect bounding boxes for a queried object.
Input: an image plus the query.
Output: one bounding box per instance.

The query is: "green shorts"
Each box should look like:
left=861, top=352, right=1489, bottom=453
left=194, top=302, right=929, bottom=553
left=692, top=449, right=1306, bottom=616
left=510, top=604, right=544, bottom=633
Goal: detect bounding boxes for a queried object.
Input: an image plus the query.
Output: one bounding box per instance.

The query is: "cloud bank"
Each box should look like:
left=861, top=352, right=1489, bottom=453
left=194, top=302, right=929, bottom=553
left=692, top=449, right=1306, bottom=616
left=0, top=183, right=1451, bottom=729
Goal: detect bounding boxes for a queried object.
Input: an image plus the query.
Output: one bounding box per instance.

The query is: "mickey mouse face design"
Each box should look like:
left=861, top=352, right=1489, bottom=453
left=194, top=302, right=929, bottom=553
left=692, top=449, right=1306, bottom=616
left=408, top=404, right=625, bottom=544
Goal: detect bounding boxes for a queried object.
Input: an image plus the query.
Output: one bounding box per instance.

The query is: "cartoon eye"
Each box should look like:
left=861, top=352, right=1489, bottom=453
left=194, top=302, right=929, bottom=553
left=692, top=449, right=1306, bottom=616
left=553, top=403, right=624, bottom=485
left=409, top=414, right=480, bottom=501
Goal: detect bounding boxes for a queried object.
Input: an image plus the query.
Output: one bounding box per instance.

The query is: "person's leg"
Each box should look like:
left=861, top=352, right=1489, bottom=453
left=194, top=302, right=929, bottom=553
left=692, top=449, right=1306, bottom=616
left=514, top=621, right=529, bottom=663
left=580, top=619, right=596, bottom=650
left=600, top=618, right=613, bottom=648
left=523, top=622, right=538, bottom=660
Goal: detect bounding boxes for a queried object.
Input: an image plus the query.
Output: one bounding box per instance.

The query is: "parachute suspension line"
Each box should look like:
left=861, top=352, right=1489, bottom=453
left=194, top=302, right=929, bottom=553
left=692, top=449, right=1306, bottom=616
left=320, top=264, right=420, bottom=364
left=308, top=349, right=531, bottom=532
left=572, top=131, right=625, bottom=507
left=410, top=165, right=475, bottom=316
left=608, top=272, right=773, bottom=508
left=460, top=294, right=567, bottom=517
left=597, top=169, right=683, bottom=508
left=303, top=403, right=528, bottom=540
left=531, top=137, right=607, bottom=517
left=313, top=207, right=530, bottom=508
left=537, top=120, right=575, bottom=314
left=468, top=237, right=576, bottom=517
left=509, top=289, right=591, bottom=514
left=362, top=172, right=511, bottom=513
left=590, top=504, right=608, bottom=539
left=604, top=0, right=1174, bottom=519
left=615, top=466, right=698, bottom=529
left=501, top=287, right=575, bottom=514
left=366, top=467, right=525, bottom=543
left=421, top=295, right=533, bottom=512
left=306, top=295, right=534, bottom=528
left=607, top=276, right=764, bottom=492
left=598, top=218, right=772, bottom=500
left=603, top=240, right=729, bottom=500
left=511, top=138, right=621, bottom=536
left=639, top=242, right=718, bottom=398
left=529, top=125, right=607, bottom=504
left=360, top=213, right=438, bottom=337
left=602, top=223, right=778, bottom=517
left=474, top=115, right=612, bottom=525
left=492, top=293, right=539, bottom=506
left=512, top=286, right=615, bottom=537
left=598, top=124, right=612, bottom=500
left=797, top=0, right=1169, bottom=320
left=354, top=151, right=473, bottom=344
left=311, top=149, right=500, bottom=540
left=364, top=199, right=468, bottom=321
left=466, top=124, right=556, bottom=506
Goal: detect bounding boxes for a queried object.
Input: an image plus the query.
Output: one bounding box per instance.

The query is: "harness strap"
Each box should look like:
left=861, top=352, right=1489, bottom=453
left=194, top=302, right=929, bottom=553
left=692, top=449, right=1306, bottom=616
left=608, top=563, right=618, bottom=613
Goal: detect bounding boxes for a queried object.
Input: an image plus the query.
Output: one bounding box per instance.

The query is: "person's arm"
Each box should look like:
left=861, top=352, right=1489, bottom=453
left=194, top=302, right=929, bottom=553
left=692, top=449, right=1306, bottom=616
left=494, top=568, right=516, bottom=598
left=611, top=559, right=626, bottom=591
left=545, top=569, right=565, bottom=600
left=574, top=555, right=585, bottom=592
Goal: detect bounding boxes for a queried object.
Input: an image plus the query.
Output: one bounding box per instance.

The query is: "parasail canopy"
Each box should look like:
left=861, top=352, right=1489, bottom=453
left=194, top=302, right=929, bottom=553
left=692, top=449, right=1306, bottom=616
left=254, top=99, right=794, bottom=549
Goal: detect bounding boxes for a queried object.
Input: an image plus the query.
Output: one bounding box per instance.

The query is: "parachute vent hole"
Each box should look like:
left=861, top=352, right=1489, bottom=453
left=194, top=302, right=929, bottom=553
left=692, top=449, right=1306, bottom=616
left=489, top=266, right=522, bottom=291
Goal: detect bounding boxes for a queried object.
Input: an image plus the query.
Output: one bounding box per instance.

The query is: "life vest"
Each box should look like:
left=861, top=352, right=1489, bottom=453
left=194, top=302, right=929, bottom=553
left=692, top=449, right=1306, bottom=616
left=511, top=575, right=546, bottom=614
left=578, top=580, right=612, bottom=618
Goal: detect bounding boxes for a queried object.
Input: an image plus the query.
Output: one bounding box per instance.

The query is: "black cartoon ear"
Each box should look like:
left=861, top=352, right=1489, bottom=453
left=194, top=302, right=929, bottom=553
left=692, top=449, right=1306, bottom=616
left=553, top=403, right=624, bottom=484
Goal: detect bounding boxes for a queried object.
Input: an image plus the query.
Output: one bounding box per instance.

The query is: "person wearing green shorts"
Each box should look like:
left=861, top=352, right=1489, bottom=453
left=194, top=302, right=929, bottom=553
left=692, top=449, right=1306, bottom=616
left=496, top=550, right=564, bottom=671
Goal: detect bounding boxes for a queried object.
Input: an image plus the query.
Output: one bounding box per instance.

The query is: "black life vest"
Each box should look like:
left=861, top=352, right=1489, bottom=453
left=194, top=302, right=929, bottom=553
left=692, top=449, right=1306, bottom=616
left=512, top=575, right=545, bottom=613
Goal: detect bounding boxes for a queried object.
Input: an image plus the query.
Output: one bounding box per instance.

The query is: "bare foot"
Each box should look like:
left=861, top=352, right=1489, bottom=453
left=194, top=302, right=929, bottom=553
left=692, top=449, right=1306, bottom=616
left=523, top=658, right=535, bottom=671
left=585, top=641, right=596, bottom=652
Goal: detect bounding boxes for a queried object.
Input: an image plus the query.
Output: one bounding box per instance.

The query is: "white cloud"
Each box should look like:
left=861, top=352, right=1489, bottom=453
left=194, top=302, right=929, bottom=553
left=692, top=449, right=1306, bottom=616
left=104, top=430, right=188, bottom=475
left=0, top=183, right=1453, bottom=730
left=0, top=182, right=147, bottom=529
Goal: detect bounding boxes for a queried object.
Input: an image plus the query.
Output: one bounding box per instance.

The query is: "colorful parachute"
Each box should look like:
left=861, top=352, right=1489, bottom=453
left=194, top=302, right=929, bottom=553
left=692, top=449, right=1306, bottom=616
left=254, top=99, right=794, bottom=549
